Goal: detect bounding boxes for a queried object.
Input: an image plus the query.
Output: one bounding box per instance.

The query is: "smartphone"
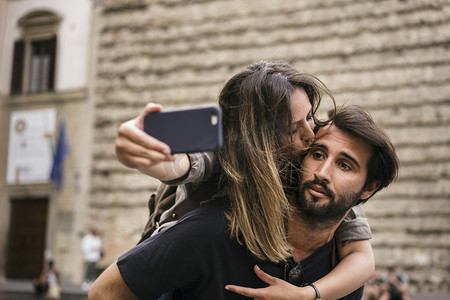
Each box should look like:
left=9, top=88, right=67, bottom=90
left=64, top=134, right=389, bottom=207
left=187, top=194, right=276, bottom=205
left=144, top=105, right=222, bottom=154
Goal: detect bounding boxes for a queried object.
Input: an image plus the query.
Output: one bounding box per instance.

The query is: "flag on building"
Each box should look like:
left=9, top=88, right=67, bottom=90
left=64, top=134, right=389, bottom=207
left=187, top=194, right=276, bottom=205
left=50, top=120, right=70, bottom=189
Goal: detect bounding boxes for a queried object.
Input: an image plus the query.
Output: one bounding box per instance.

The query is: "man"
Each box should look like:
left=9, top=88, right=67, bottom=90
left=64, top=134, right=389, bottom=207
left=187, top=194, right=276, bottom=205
left=225, top=105, right=399, bottom=299
left=90, top=60, right=329, bottom=300
left=89, top=104, right=398, bottom=300
left=81, top=229, right=103, bottom=290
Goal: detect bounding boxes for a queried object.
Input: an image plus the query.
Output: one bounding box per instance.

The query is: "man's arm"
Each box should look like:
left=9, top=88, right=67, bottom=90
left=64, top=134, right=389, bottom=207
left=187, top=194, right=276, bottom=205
left=88, top=262, right=139, bottom=300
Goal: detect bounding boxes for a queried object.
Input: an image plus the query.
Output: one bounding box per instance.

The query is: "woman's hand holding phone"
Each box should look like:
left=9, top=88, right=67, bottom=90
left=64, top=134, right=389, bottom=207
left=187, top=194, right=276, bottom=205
left=115, top=103, right=190, bottom=181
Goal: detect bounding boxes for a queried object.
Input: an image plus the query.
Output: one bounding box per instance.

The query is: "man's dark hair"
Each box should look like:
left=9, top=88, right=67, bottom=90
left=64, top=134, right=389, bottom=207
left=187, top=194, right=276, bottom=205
left=330, top=105, right=399, bottom=203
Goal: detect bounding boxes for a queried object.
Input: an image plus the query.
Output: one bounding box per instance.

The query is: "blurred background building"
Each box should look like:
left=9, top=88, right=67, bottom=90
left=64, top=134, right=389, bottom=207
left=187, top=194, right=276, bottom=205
left=0, top=0, right=449, bottom=296
left=0, top=0, right=94, bottom=286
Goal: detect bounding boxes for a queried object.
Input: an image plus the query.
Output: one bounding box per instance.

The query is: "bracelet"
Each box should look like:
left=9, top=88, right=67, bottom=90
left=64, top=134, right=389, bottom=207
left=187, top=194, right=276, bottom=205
left=308, top=283, right=322, bottom=300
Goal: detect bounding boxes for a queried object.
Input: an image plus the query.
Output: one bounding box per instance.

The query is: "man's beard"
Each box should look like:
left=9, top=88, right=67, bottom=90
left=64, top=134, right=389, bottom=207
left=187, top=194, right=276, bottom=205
left=292, top=178, right=363, bottom=230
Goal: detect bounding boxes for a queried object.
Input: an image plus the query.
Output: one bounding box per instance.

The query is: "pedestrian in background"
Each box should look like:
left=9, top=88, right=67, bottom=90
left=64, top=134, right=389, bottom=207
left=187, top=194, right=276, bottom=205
left=32, top=260, right=60, bottom=299
left=81, top=228, right=103, bottom=291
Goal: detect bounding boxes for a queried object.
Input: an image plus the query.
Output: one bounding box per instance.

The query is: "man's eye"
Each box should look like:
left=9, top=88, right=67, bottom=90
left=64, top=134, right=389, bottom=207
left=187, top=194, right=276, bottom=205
left=339, top=162, right=351, bottom=170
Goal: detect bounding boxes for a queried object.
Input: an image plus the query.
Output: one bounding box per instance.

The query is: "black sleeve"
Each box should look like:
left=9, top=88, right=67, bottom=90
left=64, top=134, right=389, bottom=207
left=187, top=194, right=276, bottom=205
left=118, top=217, right=205, bottom=299
left=117, top=204, right=223, bottom=299
left=339, top=286, right=364, bottom=300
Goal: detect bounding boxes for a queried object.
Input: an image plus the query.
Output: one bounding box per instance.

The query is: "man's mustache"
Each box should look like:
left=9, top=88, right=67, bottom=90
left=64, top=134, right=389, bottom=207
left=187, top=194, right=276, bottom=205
left=302, top=179, right=335, bottom=199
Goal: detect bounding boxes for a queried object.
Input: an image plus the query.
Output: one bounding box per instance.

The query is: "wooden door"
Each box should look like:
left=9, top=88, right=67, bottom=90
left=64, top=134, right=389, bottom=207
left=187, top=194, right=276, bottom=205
left=5, top=198, right=48, bottom=279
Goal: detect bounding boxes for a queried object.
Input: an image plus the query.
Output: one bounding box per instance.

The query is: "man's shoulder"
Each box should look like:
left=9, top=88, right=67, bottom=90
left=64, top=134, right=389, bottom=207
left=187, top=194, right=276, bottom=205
left=151, top=200, right=229, bottom=243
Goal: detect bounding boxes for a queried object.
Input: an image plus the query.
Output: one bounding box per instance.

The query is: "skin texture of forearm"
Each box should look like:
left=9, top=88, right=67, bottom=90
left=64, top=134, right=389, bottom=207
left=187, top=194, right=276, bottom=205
left=137, top=153, right=190, bottom=181
left=88, top=263, right=139, bottom=300
left=313, top=240, right=375, bottom=300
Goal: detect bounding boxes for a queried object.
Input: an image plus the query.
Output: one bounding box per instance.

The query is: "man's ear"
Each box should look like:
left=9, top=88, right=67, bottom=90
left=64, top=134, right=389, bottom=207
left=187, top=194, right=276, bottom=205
left=360, top=180, right=381, bottom=201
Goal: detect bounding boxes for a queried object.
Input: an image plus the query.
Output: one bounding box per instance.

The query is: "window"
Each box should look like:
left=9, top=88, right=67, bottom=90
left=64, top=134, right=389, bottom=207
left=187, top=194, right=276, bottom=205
left=29, top=39, right=55, bottom=93
left=10, top=11, right=60, bottom=94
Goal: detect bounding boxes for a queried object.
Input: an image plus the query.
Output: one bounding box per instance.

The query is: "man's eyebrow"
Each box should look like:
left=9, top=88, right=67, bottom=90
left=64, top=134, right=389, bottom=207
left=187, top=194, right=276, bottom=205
left=340, top=152, right=361, bottom=170
left=310, top=143, right=327, bottom=151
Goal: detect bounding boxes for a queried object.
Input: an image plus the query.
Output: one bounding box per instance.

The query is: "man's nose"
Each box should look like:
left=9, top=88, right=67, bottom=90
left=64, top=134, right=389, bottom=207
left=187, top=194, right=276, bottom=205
left=314, top=160, right=332, bottom=182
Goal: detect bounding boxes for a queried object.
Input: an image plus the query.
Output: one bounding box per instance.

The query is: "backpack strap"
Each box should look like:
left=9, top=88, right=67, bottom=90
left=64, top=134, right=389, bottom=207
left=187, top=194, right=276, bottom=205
left=156, top=177, right=218, bottom=228
left=138, top=176, right=219, bottom=244
left=138, top=183, right=177, bottom=244
left=332, top=238, right=337, bottom=269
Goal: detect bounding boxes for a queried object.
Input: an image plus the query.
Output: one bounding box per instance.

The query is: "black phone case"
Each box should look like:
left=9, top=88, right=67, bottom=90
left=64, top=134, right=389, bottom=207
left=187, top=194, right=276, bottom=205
left=144, top=105, right=222, bottom=154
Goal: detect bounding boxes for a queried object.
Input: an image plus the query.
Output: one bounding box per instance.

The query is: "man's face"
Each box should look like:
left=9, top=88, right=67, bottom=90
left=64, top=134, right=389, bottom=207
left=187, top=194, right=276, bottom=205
left=295, top=125, right=377, bottom=226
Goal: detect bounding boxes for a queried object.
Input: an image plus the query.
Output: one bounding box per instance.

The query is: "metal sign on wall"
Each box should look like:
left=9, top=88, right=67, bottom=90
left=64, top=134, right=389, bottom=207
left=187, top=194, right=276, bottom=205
left=6, top=108, right=56, bottom=185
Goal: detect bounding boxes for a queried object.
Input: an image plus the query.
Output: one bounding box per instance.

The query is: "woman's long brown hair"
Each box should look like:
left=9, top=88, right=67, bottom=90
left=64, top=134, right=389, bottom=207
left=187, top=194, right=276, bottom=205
left=217, top=61, right=336, bottom=262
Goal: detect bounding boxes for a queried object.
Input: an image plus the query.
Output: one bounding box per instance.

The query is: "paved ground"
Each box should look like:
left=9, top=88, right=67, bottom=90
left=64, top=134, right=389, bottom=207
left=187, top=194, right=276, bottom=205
left=0, top=280, right=87, bottom=300
left=411, top=295, right=450, bottom=300
left=0, top=292, right=87, bottom=300
left=4, top=291, right=450, bottom=300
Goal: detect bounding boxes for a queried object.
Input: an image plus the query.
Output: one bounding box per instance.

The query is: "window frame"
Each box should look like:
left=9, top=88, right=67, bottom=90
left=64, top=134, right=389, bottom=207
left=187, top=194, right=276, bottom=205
left=10, top=10, right=60, bottom=95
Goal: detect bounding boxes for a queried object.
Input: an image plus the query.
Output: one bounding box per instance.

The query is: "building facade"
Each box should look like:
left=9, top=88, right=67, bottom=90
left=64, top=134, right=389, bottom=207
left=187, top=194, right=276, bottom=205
left=0, top=0, right=94, bottom=283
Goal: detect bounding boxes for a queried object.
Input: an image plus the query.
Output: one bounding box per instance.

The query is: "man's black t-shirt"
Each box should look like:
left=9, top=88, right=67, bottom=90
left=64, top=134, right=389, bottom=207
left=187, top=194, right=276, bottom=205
left=118, top=200, right=281, bottom=299
left=286, top=239, right=364, bottom=300
left=117, top=200, right=363, bottom=300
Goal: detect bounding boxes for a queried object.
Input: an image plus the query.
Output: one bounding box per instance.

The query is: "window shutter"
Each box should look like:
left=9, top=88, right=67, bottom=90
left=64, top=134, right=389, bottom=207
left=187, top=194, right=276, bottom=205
left=10, top=40, right=25, bottom=94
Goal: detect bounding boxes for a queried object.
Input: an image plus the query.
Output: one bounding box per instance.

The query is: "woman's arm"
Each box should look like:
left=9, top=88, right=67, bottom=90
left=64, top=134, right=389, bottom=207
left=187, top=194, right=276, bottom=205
left=115, top=102, right=190, bottom=181
left=225, top=240, right=374, bottom=300
left=313, top=239, right=375, bottom=300
left=225, top=265, right=316, bottom=300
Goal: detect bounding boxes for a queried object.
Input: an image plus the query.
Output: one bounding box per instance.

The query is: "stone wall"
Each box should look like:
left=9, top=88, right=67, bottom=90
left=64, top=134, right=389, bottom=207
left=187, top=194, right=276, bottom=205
left=91, top=0, right=450, bottom=293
